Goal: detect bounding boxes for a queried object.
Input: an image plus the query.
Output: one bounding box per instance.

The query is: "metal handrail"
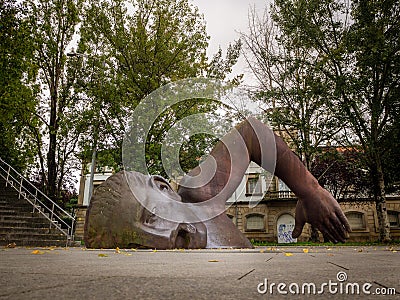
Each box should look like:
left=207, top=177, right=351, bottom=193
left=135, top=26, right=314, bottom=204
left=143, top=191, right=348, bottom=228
left=0, top=157, right=75, bottom=244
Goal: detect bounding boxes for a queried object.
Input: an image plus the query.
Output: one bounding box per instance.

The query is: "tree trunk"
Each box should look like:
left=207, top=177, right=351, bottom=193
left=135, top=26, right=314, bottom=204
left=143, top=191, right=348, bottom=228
left=372, top=157, right=391, bottom=242
left=47, top=88, right=58, bottom=200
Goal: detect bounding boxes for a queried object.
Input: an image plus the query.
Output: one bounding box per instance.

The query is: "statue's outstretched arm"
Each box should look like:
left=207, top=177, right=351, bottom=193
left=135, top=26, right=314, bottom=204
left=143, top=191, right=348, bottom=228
left=178, top=117, right=350, bottom=243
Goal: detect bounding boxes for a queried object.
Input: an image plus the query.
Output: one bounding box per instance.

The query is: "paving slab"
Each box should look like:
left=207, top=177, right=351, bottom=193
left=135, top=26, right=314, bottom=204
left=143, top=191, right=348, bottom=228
left=0, top=246, right=399, bottom=299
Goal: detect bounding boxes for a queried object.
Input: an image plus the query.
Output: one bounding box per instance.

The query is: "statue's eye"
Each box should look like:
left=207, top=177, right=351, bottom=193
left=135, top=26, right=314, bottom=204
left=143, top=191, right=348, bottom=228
left=159, top=184, right=169, bottom=191
left=153, top=177, right=171, bottom=192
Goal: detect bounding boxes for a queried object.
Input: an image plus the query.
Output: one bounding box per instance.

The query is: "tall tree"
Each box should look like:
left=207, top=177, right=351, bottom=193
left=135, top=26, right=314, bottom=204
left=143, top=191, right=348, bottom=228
left=241, top=8, right=341, bottom=172
left=272, top=0, right=400, bottom=241
left=26, top=0, right=82, bottom=199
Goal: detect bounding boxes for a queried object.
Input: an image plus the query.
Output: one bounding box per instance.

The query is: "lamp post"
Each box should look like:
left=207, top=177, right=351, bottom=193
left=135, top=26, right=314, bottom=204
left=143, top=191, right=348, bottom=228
left=67, top=51, right=98, bottom=204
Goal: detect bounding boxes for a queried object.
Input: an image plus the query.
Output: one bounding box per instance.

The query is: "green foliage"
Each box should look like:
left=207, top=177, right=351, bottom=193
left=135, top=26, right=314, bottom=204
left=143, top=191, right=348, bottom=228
left=0, top=0, right=38, bottom=171
left=77, top=0, right=234, bottom=176
left=79, top=0, right=209, bottom=104
left=207, top=39, right=243, bottom=85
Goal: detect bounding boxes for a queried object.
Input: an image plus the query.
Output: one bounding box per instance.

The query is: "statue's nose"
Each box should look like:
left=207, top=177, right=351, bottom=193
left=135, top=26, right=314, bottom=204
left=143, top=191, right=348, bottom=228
left=173, top=222, right=207, bottom=249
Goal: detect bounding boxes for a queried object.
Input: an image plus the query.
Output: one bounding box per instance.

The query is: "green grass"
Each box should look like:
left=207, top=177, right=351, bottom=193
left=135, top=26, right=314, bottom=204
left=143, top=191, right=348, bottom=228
left=250, top=240, right=400, bottom=247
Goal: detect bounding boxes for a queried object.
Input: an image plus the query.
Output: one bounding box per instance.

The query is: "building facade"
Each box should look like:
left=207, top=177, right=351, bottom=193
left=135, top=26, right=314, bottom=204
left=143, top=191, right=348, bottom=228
left=225, top=162, right=400, bottom=243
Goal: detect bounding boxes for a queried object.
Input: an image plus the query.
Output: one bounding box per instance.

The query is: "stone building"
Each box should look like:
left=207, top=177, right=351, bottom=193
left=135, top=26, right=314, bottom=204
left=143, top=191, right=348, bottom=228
left=225, top=162, right=400, bottom=243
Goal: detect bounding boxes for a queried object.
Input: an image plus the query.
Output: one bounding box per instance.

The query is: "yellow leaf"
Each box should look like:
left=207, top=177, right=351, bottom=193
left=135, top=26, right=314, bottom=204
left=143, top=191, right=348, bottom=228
left=284, top=252, right=293, bottom=257
left=392, top=250, right=398, bottom=253
left=98, top=253, right=108, bottom=257
left=115, top=247, right=120, bottom=254
left=260, top=249, right=265, bottom=253
left=152, top=249, right=157, bottom=253
left=31, top=250, right=45, bottom=255
left=303, top=249, right=309, bottom=253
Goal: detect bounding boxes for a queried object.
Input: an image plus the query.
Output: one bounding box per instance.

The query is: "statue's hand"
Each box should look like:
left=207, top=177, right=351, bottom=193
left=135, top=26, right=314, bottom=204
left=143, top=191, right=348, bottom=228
left=292, top=188, right=351, bottom=243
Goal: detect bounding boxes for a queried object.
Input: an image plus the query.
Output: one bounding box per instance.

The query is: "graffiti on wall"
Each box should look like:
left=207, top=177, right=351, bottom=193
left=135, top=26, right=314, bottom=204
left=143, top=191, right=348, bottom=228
left=277, top=214, right=297, bottom=243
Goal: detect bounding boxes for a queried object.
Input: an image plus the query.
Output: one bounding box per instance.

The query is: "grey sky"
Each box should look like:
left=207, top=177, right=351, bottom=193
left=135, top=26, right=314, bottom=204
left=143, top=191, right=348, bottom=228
left=191, top=0, right=268, bottom=85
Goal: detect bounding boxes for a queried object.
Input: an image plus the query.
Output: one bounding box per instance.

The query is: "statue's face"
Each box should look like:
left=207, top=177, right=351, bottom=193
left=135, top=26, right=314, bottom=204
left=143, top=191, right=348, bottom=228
left=84, top=171, right=207, bottom=249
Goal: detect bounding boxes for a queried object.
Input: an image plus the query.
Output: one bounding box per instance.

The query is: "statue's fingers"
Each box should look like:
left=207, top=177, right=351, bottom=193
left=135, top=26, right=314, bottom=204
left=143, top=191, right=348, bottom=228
left=292, top=201, right=306, bottom=238
left=292, top=218, right=305, bottom=239
left=330, top=214, right=347, bottom=241
left=336, top=209, right=352, bottom=233
left=319, top=224, right=338, bottom=243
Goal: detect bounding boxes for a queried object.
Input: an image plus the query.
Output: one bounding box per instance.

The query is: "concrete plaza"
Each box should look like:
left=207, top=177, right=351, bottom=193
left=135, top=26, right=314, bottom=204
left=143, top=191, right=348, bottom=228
left=0, top=246, right=399, bottom=299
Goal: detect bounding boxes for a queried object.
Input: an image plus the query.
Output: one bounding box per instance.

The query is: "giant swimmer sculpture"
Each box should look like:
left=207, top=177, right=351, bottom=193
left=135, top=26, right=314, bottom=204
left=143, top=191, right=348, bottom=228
left=84, top=117, right=351, bottom=249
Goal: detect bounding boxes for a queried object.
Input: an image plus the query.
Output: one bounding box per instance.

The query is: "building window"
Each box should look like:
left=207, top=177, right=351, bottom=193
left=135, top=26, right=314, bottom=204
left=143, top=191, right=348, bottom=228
left=388, top=211, right=400, bottom=228
left=245, top=214, right=265, bottom=231
left=246, top=174, right=262, bottom=196
left=345, top=212, right=366, bottom=230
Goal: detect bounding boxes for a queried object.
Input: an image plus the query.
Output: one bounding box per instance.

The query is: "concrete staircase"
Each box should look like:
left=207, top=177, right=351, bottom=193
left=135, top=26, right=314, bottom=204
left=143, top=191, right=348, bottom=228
left=0, top=176, right=68, bottom=247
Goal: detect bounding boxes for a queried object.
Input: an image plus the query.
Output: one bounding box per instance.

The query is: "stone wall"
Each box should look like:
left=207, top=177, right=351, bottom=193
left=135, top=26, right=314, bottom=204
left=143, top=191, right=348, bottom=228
left=74, top=206, right=87, bottom=242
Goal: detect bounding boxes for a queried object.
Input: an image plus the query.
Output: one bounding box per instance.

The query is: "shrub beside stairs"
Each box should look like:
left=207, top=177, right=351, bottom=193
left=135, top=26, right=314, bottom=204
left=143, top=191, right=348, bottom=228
left=0, top=176, right=69, bottom=247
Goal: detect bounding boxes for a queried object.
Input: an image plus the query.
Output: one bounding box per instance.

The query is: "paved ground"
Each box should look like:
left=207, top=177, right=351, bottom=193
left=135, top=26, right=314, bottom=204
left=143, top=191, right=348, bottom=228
left=0, top=245, right=399, bottom=300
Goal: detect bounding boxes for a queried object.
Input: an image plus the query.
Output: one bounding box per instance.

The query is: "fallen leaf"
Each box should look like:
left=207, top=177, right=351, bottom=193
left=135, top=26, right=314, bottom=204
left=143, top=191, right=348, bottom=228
left=31, top=250, right=45, bottom=255
left=98, top=253, right=108, bottom=257
left=284, top=252, right=293, bottom=257
left=358, top=249, right=363, bottom=252
left=303, top=249, right=309, bottom=253
left=208, top=260, right=219, bottom=262
left=115, top=247, right=120, bottom=254
left=260, top=249, right=265, bottom=253
left=392, top=250, right=398, bottom=253
left=6, top=243, right=16, bottom=248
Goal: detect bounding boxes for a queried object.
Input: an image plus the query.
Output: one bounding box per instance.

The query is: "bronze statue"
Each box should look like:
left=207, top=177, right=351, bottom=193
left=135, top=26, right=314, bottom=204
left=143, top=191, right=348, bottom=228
left=84, top=117, right=351, bottom=249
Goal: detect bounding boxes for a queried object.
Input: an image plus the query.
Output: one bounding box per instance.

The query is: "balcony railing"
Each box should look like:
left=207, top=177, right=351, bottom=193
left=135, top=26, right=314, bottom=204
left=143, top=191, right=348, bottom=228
left=263, top=190, right=296, bottom=200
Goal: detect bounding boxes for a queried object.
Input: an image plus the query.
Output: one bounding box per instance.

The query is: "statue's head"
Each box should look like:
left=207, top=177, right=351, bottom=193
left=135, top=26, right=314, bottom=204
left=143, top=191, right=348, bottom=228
left=84, top=171, right=207, bottom=249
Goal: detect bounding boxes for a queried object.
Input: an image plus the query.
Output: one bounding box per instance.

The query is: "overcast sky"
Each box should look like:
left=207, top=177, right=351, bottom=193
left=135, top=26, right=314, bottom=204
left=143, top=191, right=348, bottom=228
left=190, top=0, right=269, bottom=86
